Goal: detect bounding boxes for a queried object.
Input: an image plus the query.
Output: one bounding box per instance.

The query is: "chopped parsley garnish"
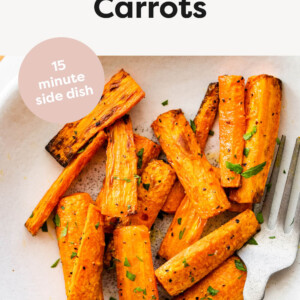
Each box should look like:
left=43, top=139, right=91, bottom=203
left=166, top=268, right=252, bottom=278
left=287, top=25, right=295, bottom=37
left=276, top=137, right=281, bottom=145
left=113, top=176, right=131, bottom=183
left=269, top=236, right=276, bottom=239
left=225, top=161, right=243, bottom=174
left=143, top=183, right=150, bottom=191
left=209, top=130, right=214, bottom=136
left=137, top=148, right=144, bottom=169
left=71, top=252, right=77, bottom=259
left=41, top=221, right=48, bottom=232
left=243, top=147, right=250, bottom=157
left=230, top=176, right=235, bottom=180
left=60, top=222, right=68, bottom=239
left=151, top=296, right=157, bottom=300
left=51, top=258, right=60, bottom=268
left=247, top=237, right=258, bottom=245
left=207, top=286, right=219, bottom=296
left=95, top=222, right=100, bottom=230
left=109, top=298, right=117, bottom=300
left=208, top=253, right=214, bottom=256
left=266, top=183, right=272, bottom=192
left=134, top=174, right=142, bottom=185
left=235, top=259, right=246, bottom=271
left=30, top=212, right=34, bottom=218
left=183, top=258, right=189, bottom=267
left=53, top=214, right=60, bottom=227
left=179, top=228, right=186, bottom=240
left=133, top=287, right=147, bottom=295
left=77, top=148, right=85, bottom=154
left=190, top=120, right=196, bottom=133
left=256, top=212, right=264, bottom=224
left=283, top=170, right=286, bottom=174
left=61, top=206, right=65, bottom=210
left=136, top=256, right=143, bottom=262
left=243, top=126, right=257, bottom=140
left=124, top=257, right=131, bottom=267
left=177, top=218, right=182, bottom=225
left=241, top=162, right=266, bottom=178
left=161, top=100, right=169, bottom=106
left=127, top=205, right=131, bottom=210
left=126, top=270, right=136, bottom=281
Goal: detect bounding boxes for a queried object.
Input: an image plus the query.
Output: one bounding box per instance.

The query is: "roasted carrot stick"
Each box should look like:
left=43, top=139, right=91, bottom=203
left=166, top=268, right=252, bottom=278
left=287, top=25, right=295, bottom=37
left=228, top=201, right=252, bottom=213
left=46, top=69, right=145, bottom=167
left=55, top=193, right=92, bottom=294
left=126, top=159, right=176, bottom=229
left=159, top=196, right=207, bottom=260
left=155, top=209, right=259, bottom=296
left=25, top=131, right=107, bottom=235
left=114, top=225, right=159, bottom=300
left=100, top=115, right=137, bottom=217
left=230, top=75, right=282, bottom=203
left=152, top=110, right=230, bottom=219
left=194, top=82, right=219, bottom=150
left=68, top=204, right=105, bottom=300
left=161, top=179, right=186, bottom=214
left=218, top=75, right=246, bottom=188
left=134, top=134, right=161, bottom=175
left=175, top=256, right=246, bottom=300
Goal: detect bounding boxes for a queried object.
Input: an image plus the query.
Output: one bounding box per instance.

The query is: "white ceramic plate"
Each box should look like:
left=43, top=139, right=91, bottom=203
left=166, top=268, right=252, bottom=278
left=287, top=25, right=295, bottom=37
left=1, top=56, right=300, bottom=299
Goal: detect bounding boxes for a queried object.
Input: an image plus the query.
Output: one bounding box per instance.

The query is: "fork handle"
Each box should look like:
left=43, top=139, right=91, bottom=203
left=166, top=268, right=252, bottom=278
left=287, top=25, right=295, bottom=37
left=243, top=269, right=269, bottom=300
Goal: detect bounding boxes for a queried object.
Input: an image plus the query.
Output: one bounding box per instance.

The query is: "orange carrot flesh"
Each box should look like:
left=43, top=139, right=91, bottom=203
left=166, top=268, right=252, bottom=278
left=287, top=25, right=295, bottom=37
left=161, top=179, right=186, bottom=214
left=25, top=131, right=107, bottom=235
left=114, top=225, right=159, bottom=300
left=100, top=116, right=138, bottom=217
left=151, top=109, right=230, bottom=219
left=68, top=204, right=105, bottom=300
left=228, top=201, right=252, bottom=213
left=55, top=193, right=92, bottom=294
left=230, top=75, right=282, bottom=203
left=218, top=75, right=246, bottom=188
left=155, top=209, right=260, bottom=296
left=175, top=256, right=246, bottom=300
left=134, top=134, right=161, bottom=175
left=46, top=69, right=145, bottom=167
left=194, top=82, right=219, bottom=150
left=159, top=196, right=207, bottom=260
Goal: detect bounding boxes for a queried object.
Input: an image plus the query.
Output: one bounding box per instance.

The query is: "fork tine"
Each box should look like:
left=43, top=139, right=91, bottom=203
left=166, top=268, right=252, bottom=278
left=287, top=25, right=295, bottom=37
left=268, top=137, right=300, bottom=230
left=253, top=135, right=286, bottom=216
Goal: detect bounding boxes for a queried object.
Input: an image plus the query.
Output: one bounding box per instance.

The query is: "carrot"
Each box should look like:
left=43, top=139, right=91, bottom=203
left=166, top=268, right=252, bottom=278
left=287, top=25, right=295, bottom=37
left=161, top=179, right=186, bottom=214
left=175, top=256, right=246, bottom=300
left=25, top=131, right=107, bottom=235
left=151, top=109, right=230, bottom=219
left=46, top=69, right=145, bottom=167
left=230, top=75, right=282, bottom=203
left=68, top=204, right=105, bottom=300
left=134, top=134, right=161, bottom=175
left=114, top=225, right=159, bottom=300
left=228, top=201, right=252, bottom=213
left=194, top=82, right=219, bottom=150
left=218, top=75, right=246, bottom=188
left=100, top=115, right=138, bottom=217
left=155, top=209, right=259, bottom=296
left=158, top=196, right=207, bottom=260
left=55, top=193, right=92, bottom=294
left=126, top=159, right=176, bottom=229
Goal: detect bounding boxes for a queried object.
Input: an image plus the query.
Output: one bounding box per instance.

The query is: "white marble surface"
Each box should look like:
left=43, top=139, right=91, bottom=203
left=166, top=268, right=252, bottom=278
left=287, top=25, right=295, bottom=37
left=0, top=56, right=299, bottom=299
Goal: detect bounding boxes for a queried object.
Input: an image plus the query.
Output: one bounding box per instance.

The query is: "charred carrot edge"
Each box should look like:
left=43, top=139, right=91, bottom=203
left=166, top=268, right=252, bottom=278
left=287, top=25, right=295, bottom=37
left=228, top=201, right=252, bottom=213
left=101, top=116, right=138, bottom=217
left=151, top=110, right=230, bottom=219
left=55, top=193, right=92, bottom=294
left=159, top=196, right=207, bottom=260
left=126, top=159, right=176, bottom=229
left=46, top=69, right=145, bottom=167
left=155, top=209, right=259, bottom=296
left=218, top=75, right=246, bottom=188
left=68, top=204, right=105, bottom=300
left=114, top=225, right=159, bottom=300
left=175, top=256, right=246, bottom=300
left=230, top=75, right=282, bottom=203
left=161, top=179, right=186, bottom=214
left=25, top=131, right=107, bottom=235
left=194, top=82, right=219, bottom=150
left=134, top=134, right=162, bottom=175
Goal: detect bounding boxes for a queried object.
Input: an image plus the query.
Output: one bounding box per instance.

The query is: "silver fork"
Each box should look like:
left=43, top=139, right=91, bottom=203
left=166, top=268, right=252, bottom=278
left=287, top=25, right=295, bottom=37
left=238, top=136, right=300, bottom=300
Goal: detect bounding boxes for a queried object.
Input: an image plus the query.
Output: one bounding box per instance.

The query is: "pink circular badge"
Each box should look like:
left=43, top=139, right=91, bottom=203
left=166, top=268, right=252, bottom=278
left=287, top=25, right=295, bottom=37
left=18, top=37, right=104, bottom=123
